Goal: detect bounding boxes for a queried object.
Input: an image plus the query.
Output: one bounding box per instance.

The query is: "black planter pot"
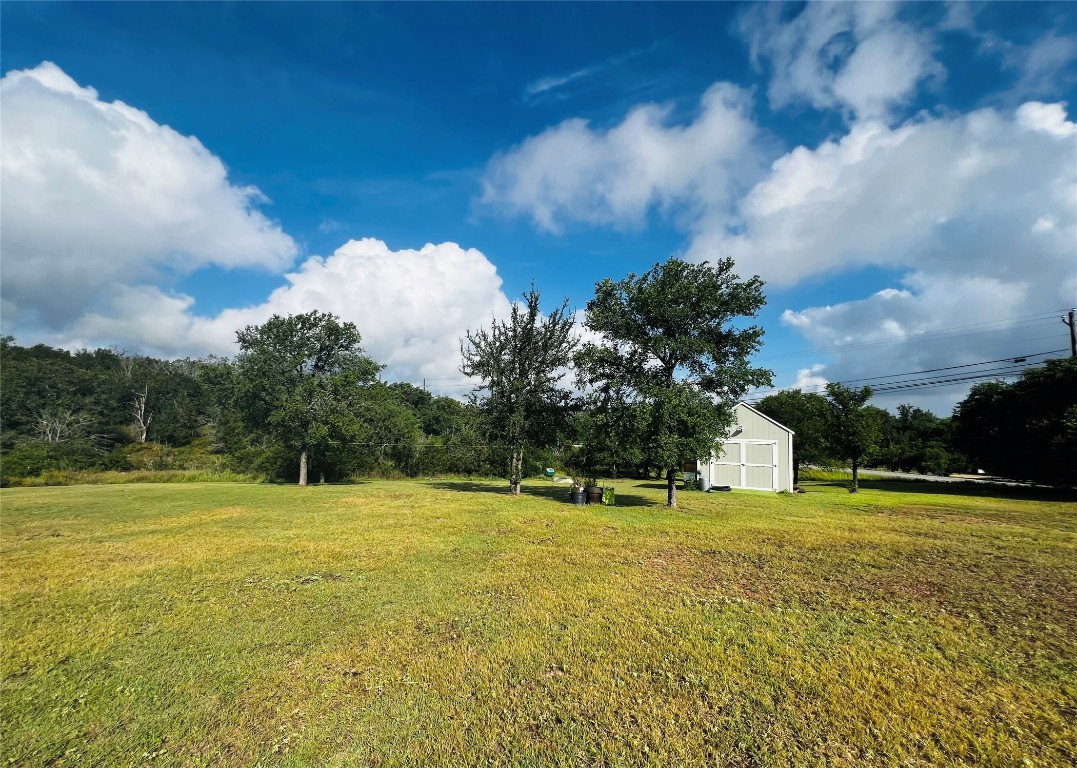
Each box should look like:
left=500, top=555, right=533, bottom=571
left=569, top=489, right=587, bottom=506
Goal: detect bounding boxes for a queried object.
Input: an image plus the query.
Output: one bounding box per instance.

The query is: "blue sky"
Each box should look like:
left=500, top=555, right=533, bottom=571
left=2, top=1, right=1075, bottom=411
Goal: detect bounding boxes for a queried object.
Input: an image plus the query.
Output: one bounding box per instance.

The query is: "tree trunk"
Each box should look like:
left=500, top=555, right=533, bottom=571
left=793, top=459, right=800, bottom=486
left=132, top=388, right=152, bottom=443
left=850, top=458, right=859, bottom=493
left=299, top=449, right=309, bottom=487
left=509, top=447, right=523, bottom=496
left=666, top=468, right=678, bottom=508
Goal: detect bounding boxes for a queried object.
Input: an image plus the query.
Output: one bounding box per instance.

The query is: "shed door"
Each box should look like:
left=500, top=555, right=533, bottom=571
left=711, top=440, right=777, bottom=491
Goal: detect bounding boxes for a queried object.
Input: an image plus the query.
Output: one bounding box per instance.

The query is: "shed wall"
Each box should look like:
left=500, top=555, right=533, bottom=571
left=699, top=403, right=794, bottom=493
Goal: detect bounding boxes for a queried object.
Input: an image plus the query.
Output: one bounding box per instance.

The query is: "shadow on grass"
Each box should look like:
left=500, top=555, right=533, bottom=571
left=428, top=480, right=510, bottom=495
left=523, top=481, right=663, bottom=509
left=427, top=480, right=661, bottom=509
left=802, top=479, right=1076, bottom=502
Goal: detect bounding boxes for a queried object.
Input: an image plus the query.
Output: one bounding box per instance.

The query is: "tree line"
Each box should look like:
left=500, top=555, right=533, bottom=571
left=0, top=329, right=493, bottom=486
left=3, top=258, right=1073, bottom=495
left=1, top=259, right=772, bottom=505
left=756, top=358, right=1076, bottom=489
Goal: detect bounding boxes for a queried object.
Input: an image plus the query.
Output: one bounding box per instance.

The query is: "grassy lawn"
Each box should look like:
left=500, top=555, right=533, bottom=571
left=2, top=479, right=1074, bottom=767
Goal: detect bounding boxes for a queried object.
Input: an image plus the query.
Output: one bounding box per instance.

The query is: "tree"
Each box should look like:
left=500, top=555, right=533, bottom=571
left=235, top=311, right=381, bottom=486
left=873, top=404, right=962, bottom=476
left=823, top=383, right=882, bottom=493
left=755, top=389, right=831, bottom=486
left=572, top=395, right=648, bottom=479
left=460, top=287, right=578, bottom=495
left=953, top=358, right=1077, bottom=484
left=130, top=386, right=153, bottom=443
left=577, top=259, right=772, bottom=507
left=35, top=408, right=93, bottom=445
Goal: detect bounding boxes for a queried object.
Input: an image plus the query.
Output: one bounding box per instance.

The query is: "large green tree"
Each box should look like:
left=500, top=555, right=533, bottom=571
left=953, top=358, right=1077, bottom=484
left=576, top=259, right=772, bottom=507
left=824, top=383, right=882, bottom=493
left=875, top=404, right=962, bottom=476
left=235, top=311, right=381, bottom=486
left=460, top=287, right=578, bottom=495
left=755, top=389, right=831, bottom=486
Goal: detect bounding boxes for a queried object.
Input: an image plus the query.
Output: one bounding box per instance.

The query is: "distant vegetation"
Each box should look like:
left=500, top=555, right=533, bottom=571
left=0, top=334, right=500, bottom=486
left=0, top=258, right=774, bottom=500
left=755, top=358, right=1076, bottom=488
left=3, top=323, right=1074, bottom=489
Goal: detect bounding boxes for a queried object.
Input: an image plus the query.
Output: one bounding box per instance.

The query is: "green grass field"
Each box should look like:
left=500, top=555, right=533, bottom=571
left=2, top=479, right=1074, bottom=767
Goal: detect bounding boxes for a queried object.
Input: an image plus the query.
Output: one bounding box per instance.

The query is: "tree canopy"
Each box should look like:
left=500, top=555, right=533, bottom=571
left=823, top=383, right=882, bottom=493
left=576, top=258, right=772, bottom=507
left=755, top=389, right=831, bottom=486
left=235, top=311, right=381, bottom=486
left=953, top=357, right=1076, bottom=484
left=460, top=287, right=578, bottom=495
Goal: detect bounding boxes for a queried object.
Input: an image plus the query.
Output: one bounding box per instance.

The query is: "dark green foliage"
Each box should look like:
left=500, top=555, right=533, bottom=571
left=1, top=338, right=119, bottom=448
left=566, top=403, right=647, bottom=479
left=576, top=259, right=772, bottom=506
left=824, top=383, right=883, bottom=493
left=953, top=357, right=1077, bottom=484
left=460, top=287, right=579, bottom=495
left=755, top=390, right=831, bottom=485
left=0, top=333, right=499, bottom=485
left=234, top=311, right=382, bottom=485
left=1, top=442, right=97, bottom=485
left=872, top=404, right=964, bottom=476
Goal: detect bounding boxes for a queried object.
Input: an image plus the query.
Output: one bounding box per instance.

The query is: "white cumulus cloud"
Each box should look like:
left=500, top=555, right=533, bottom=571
left=736, top=2, right=942, bottom=121
left=0, top=62, right=298, bottom=331
left=726, top=101, right=1076, bottom=411
left=703, top=102, right=1077, bottom=289
left=1, top=63, right=514, bottom=393
left=480, top=82, right=763, bottom=233
left=777, top=273, right=1049, bottom=413
left=64, top=239, right=513, bottom=391
left=482, top=80, right=1075, bottom=411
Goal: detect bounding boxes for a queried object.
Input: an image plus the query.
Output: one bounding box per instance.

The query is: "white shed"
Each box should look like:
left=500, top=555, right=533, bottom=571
left=697, top=402, right=794, bottom=493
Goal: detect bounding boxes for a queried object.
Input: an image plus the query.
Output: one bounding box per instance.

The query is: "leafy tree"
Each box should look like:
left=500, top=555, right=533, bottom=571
left=824, top=383, right=882, bottom=493
left=1, top=338, right=116, bottom=448
left=953, top=358, right=1077, bottom=484
left=874, top=404, right=962, bottom=476
left=755, top=389, right=831, bottom=485
left=952, top=381, right=1010, bottom=476
left=576, top=259, right=771, bottom=507
left=572, top=395, right=648, bottom=479
left=460, top=287, right=578, bottom=495
left=351, top=382, right=424, bottom=478
left=1006, top=358, right=1077, bottom=484
left=235, top=311, right=381, bottom=486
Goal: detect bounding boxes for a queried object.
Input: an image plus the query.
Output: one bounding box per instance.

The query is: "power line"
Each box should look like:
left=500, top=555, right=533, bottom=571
left=742, top=350, right=1066, bottom=403
left=747, top=353, right=1048, bottom=395
left=754, top=312, right=1067, bottom=363
left=786, top=349, right=1062, bottom=388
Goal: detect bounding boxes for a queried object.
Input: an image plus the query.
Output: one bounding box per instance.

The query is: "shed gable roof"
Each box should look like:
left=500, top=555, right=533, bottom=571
left=735, top=401, right=795, bottom=435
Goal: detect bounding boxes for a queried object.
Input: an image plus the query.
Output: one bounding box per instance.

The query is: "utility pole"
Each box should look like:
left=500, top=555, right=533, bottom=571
left=1064, top=310, right=1076, bottom=358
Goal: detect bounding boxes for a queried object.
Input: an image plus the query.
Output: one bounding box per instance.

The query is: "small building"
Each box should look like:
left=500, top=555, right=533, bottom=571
left=697, top=402, right=794, bottom=492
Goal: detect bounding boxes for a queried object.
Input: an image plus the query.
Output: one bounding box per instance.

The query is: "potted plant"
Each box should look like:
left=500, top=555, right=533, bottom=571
left=584, top=476, right=602, bottom=504
left=569, top=475, right=587, bottom=506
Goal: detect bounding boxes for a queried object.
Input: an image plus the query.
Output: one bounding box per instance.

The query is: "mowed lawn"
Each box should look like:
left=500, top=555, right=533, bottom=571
left=1, top=480, right=1074, bottom=767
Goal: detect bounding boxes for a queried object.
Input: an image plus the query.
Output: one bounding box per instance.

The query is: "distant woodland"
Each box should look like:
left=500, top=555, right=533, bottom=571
left=1, top=336, right=1074, bottom=487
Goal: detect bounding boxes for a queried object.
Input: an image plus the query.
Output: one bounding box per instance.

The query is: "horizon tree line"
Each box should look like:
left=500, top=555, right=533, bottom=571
left=3, top=259, right=1074, bottom=492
